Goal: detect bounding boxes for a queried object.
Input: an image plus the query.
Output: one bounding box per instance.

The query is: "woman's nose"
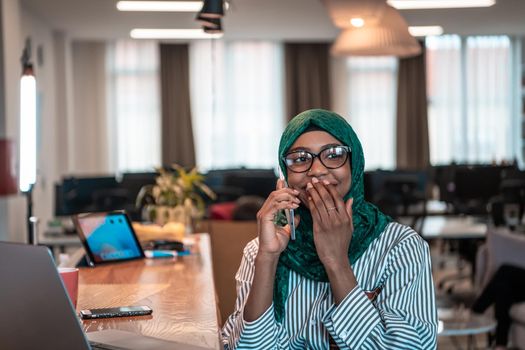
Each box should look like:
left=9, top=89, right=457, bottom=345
left=308, top=157, right=328, bottom=176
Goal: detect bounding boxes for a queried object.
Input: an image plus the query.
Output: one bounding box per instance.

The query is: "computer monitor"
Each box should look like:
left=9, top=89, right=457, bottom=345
left=204, top=168, right=277, bottom=202
left=55, top=173, right=160, bottom=218
left=54, top=176, right=120, bottom=216
left=452, top=165, right=516, bottom=214
left=365, top=170, right=427, bottom=201
left=364, top=170, right=428, bottom=217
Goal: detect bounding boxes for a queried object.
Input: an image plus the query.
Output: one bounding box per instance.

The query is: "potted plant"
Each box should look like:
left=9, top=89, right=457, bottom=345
left=136, top=164, right=216, bottom=233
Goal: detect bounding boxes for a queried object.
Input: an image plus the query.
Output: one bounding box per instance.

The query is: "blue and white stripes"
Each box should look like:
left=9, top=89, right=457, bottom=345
left=221, top=222, right=438, bottom=349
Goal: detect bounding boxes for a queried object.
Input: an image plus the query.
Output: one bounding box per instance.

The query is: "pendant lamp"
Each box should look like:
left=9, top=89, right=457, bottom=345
left=199, top=0, right=224, bottom=19
left=330, top=5, right=421, bottom=57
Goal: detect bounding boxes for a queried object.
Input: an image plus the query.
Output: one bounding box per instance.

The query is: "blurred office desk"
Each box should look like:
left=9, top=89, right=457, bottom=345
left=39, top=234, right=82, bottom=257
left=77, top=233, right=221, bottom=350
left=419, top=216, right=488, bottom=240
left=420, top=216, right=488, bottom=294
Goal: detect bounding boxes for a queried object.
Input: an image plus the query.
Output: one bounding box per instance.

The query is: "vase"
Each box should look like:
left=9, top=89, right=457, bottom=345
left=145, top=204, right=193, bottom=235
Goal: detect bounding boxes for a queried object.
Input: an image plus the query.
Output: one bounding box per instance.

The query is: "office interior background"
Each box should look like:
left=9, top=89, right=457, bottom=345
left=0, top=0, right=524, bottom=245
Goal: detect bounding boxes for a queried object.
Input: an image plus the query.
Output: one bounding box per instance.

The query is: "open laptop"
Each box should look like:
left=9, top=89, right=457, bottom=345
left=0, top=242, right=210, bottom=350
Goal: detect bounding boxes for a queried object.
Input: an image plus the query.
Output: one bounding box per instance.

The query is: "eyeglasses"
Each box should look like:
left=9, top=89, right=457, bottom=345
left=283, top=145, right=351, bottom=173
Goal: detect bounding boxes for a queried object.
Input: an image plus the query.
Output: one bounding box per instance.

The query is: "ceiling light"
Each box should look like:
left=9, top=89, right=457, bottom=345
left=331, top=5, right=421, bottom=58
left=388, top=0, right=495, bottom=10
left=130, top=29, right=223, bottom=39
left=323, top=0, right=387, bottom=28
left=408, top=26, right=443, bottom=36
left=117, top=1, right=204, bottom=12
left=350, top=18, right=365, bottom=27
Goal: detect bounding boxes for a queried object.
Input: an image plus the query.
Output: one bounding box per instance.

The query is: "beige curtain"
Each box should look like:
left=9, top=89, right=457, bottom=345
left=285, top=43, right=331, bottom=120
left=160, top=44, right=196, bottom=168
left=396, top=42, right=430, bottom=170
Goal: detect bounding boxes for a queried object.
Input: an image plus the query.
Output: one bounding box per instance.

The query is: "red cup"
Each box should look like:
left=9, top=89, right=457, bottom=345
left=58, top=267, right=79, bottom=309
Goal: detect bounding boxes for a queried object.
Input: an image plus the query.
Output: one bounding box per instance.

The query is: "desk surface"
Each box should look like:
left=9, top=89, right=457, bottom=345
left=420, top=216, right=488, bottom=239
left=77, top=234, right=221, bottom=350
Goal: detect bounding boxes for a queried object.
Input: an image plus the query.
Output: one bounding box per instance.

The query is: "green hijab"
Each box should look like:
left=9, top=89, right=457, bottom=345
left=273, top=109, right=392, bottom=322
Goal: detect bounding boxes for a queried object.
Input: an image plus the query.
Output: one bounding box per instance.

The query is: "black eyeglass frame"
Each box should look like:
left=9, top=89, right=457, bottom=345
left=282, top=145, right=351, bottom=173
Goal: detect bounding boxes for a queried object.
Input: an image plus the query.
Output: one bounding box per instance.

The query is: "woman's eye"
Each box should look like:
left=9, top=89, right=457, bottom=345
left=326, top=151, right=343, bottom=159
left=294, top=156, right=308, bottom=163
left=286, top=152, right=310, bottom=164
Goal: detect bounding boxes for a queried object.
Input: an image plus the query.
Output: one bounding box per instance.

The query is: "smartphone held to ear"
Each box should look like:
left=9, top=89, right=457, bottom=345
left=283, top=207, right=296, bottom=241
left=279, top=167, right=296, bottom=240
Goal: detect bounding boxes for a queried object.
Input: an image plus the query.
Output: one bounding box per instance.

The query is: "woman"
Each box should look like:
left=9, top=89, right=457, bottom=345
left=221, top=109, right=437, bottom=349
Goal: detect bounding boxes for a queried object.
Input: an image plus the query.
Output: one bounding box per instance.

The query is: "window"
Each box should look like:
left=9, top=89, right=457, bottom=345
left=190, top=40, right=285, bottom=171
left=337, top=57, right=398, bottom=170
left=106, top=40, right=161, bottom=172
left=426, top=35, right=517, bottom=165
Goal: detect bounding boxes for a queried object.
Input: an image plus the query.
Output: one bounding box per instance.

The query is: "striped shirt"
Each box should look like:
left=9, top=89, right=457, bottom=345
left=221, top=222, right=438, bottom=349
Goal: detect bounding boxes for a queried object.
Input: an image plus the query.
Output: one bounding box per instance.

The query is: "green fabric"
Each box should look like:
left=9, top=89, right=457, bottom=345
left=273, top=109, right=392, bottom=322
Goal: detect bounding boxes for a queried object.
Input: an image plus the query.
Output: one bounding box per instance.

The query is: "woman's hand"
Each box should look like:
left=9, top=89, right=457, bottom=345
left=306, top=177, right=354, bottom=269
left=256, top=179, right=300, bottom=258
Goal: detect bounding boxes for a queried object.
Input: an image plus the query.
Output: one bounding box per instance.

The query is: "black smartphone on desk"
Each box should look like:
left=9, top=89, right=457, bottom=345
left=79, top=305, right=152, bottom=319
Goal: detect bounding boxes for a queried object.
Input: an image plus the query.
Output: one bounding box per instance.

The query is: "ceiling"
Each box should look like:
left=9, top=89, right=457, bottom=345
left=20, top=0, right=525, bottom=41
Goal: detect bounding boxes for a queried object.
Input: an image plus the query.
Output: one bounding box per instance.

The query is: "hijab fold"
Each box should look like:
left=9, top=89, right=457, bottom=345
left=273, top=109, right=392, bottom=322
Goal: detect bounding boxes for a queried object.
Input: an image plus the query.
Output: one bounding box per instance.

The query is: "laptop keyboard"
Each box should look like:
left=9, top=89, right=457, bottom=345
left=89, top=340, right=128, bottom=350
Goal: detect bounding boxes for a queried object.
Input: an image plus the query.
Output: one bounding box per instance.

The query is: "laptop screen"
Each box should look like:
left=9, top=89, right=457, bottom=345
left=74, top=211, right=144, bottom=265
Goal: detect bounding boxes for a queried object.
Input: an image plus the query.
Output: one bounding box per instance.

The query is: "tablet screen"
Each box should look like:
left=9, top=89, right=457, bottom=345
left=74, top=212, right=144, bottom=265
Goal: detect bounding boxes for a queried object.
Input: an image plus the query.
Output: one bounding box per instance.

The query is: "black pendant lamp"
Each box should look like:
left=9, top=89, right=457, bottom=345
left=199, top=0, right=224, bottom=19
left=203, top=18, right=223, bottom=34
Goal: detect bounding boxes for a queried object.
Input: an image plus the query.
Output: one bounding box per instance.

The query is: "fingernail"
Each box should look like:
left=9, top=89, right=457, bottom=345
left=293, top=189, right=299, bottom=194
left=306, top=182, right=313, bottom=189
left=308, top=196, right=312, bottom=201
left=311, top=177, right=319, bottom=184
left=323, top=180, right=330, bottom=185
left=292, top=203, right=299, bottom=208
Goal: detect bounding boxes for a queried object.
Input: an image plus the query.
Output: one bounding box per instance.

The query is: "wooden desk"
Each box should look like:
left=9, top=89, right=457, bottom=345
left=77, top=234, right=221, bottom=350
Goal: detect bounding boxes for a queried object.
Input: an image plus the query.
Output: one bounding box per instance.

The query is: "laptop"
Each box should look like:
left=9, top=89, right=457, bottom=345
left=0, top=242, right=210, bottom=350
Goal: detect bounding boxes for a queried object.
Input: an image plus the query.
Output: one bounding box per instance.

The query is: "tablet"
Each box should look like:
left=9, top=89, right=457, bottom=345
left=73, top=211, right=145, bottom=266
